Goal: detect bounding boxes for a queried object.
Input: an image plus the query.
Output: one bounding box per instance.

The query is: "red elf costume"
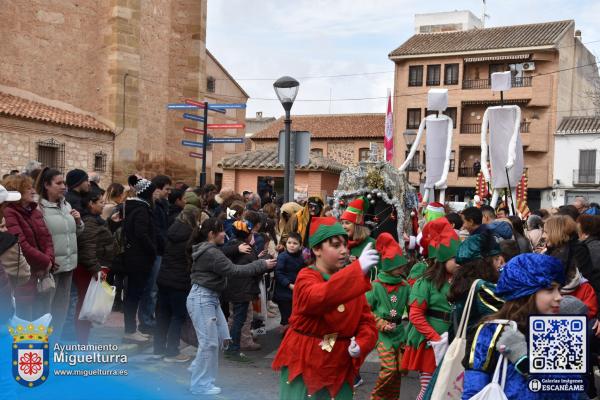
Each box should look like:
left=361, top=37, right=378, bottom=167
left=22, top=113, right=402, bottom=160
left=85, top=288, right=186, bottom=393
left=272, top=217, right=378, bottom=399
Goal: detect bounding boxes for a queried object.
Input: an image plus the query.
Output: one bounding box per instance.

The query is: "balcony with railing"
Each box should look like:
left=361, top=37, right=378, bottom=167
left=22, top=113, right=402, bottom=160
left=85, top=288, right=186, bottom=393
left=462, top=76, right=532, bottom=90
left=458, top=166, right=480, bottom=177
left=460, top=121, right=530, bottom=134
left=573, top=170, right=600, bottom=186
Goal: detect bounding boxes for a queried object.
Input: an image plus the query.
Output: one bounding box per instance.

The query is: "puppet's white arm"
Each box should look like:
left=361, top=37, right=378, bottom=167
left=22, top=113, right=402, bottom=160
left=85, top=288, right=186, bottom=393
left=400, top=118, right=426, bottom=172
left=481, top=108, right=491, bottom=182
left=506, top=105, right=521, bottom=169
left=434, top=115, right=453, bottom=188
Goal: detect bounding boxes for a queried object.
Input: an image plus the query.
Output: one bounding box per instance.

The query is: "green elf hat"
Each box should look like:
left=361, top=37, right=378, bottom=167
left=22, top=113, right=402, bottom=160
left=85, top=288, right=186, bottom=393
left=340, top=196, right=366, bottom=225
left=422, top=217, right=460, bottom=263
left=308, top=216, right=348, bottom=248
left=424, top=202, right=445, bottom=222
left=375, top=232, right=407, bottom=272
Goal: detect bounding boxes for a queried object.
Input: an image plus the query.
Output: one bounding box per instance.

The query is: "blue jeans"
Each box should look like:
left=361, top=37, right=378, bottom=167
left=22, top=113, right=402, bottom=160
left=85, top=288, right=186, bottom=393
left=154, top=285, right=188, bottom=357
left=138, top=256, right=161, bottom=329
left=228, top=302, right=249, bottom=352
left=187, top=285, right=230, bottom=393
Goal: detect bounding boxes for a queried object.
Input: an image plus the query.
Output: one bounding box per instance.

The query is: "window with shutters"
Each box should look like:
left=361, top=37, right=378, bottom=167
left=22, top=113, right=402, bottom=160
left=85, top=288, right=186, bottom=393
left=444, top=63, right=459, bottom=85
left=449, top=150, right=456, bottom=172
left=207, top=76, right=216, bottom=93
left=408, top=65, right=423, bottom=86
left=579, top=150, right=597, bottom=184
left=426, top=65, right=441, bottom=86
left=407, top=108, right=421, bottom=129
left=444, top=107, right=458, bottom=129
left=405, top=150, right=420, bottom=171
left=359, top=148, right=370, bottom=162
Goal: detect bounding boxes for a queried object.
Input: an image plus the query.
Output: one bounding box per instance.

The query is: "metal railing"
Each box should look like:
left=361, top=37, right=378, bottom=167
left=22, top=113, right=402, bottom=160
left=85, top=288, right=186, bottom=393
left=462, top=76, right=532, bottom=89
left=573, top=169, right=600, bottom=185
left=460, top=121, right=531, bottom=134
left=458, top=166, right=480, bottom=177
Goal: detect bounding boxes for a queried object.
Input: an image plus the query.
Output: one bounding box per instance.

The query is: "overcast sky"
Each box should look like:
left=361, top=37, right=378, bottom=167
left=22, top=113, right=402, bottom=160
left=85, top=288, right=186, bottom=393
left=206, top=0, right=600, bottom=118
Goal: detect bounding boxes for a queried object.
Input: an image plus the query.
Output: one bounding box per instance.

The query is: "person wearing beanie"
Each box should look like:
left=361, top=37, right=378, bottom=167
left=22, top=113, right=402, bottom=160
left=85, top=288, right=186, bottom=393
left=367, top=233, right=411, bottom=400
left=401, top=217, right=460, bottom=400
left=340, top=196, right=381, bottom=281
left=272, top=216, right=378, bottom=399
left=462, top=253, right=579, bottom=400
left=122, top=175, right=157, bottom=342
left=64, top=168, right=90, bottom=213
left=424, top=202, right=445, bottom=222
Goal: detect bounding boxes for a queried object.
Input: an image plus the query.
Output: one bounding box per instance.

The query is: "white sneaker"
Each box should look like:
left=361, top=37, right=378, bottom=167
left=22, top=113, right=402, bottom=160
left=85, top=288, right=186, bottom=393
left=192, top=386, right=221, bottom=395
left=123, top=332, right=149, bottom=343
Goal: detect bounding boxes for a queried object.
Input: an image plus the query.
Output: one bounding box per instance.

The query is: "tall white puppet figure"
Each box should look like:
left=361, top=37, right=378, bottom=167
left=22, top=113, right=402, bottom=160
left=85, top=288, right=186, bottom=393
left=480, top=71, right=524, bottom=214
left=400, top=88, right=453, bottom=203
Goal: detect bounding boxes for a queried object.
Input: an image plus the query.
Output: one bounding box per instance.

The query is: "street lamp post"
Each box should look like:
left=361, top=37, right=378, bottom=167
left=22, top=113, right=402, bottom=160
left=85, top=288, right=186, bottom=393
left=273, top=76, right=300, bottom=203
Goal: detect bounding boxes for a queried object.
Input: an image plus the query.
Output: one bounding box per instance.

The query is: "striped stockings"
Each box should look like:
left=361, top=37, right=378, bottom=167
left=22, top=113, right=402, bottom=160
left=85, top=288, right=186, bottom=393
left=371, top=342, right=402, bottom=400
left=416, top=372, right=432, bottom=400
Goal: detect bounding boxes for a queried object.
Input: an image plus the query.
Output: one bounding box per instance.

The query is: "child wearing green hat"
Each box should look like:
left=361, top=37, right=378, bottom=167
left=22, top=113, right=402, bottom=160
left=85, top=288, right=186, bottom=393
left=367, top=232, right=411, bottom=400
left=401, top=217, right=461, bottom=400
left=272, top=216, right=379, bottom=399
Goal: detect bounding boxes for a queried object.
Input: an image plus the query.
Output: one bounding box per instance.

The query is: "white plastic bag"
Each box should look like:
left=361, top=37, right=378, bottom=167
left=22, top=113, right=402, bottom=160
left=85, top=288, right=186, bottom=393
left=468, top=354, right=509, bottom=400
left=430, top=279, right=481, bottom=400
left=79, top=272, right=115, bottom=325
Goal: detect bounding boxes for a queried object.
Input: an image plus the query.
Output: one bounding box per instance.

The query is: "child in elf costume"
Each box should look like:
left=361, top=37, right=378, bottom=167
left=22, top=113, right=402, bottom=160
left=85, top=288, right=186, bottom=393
left=272, top=216, right=379, bottom=399
left=340, top=196, right=381, bottom=281
left=401, top=217, right=460, bottom=400
left=366, top=233, right=411, bottom=400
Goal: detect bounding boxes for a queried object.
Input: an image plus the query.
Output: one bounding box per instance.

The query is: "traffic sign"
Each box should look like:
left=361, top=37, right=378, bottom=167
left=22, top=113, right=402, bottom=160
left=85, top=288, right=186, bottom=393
left=208, top=123, right=245, bottom=129
left=183, top=113, right=205, bottom=122
left=167, top=103, right=199, bottom=109
left=184, top=99, right=206, bottom=108
left=208, top=138, right=244, bottom=144
left=181, top=140, right=203, bottom=148
left=183, top=127, right=205, bottom=135
left=208, top=104, right=247, bottom=110
left=189, top=152, right=203, bottom=159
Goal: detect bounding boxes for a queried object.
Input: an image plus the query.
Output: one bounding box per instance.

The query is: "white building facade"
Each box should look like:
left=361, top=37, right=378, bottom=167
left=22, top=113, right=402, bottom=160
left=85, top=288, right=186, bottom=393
left=544, top=116, right=600, bottom=207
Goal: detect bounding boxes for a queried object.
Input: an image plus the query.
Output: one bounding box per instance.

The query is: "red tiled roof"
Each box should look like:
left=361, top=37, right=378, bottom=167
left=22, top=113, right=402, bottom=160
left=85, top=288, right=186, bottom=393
left=0, top=92, right=113, bottom=133
left=389, top=20, right=573, bottom=58
left=556, top=116, right=600, bottom=134
left=218, top=148, right=345, bottom=173
left=251, top=113, right=385, bottom=140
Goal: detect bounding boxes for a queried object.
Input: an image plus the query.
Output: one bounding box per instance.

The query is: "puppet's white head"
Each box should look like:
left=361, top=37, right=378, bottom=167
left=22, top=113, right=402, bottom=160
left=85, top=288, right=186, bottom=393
left=427, top=88, right=448, bottom=113
left=491, top=71, right=512, bottom=92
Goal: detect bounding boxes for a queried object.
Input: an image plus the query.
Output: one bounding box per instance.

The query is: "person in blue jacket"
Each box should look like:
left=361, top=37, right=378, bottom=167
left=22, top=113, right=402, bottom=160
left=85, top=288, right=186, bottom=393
left=462, top=253, right=581, bottom=400
left=272, top=232, right=305, bottom=333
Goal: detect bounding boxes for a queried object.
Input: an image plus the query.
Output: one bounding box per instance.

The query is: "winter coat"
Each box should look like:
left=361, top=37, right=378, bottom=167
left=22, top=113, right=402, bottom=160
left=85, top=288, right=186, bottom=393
left=154, top=198, right=169, bottom=256
left=582, top=236, right=600, bottom=271
left=273, top=250, right=305, bottom=302
left=123, top=198, right=157, bottom=273
left=0, top=261, right=13, bottom=324
left=0, top=232, right=30, bottom=287
left=65, top=190, right=85, bottom=213
left=101, top=200, right=118, bottom=221
left=77, top=213, right=116, bottom=273
left=167, top=203, right=182, bottom=228
left=514, top=232, right=533, bottom=254
left=39, top=198, right=83, bottom=274
left=190, top=242, right=268, bottom=293
left=221, top=238, right=264, bottom=302
left=3, top=202, right=54, bottom=302
left=157, top=218, right=193, bottom=292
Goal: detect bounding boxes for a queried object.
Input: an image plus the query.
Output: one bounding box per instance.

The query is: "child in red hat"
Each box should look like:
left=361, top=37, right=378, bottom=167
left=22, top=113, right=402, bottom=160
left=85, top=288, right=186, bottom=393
left=272, top=217, right=378, bottom=399
left=367, top=233, right=411, bottom=400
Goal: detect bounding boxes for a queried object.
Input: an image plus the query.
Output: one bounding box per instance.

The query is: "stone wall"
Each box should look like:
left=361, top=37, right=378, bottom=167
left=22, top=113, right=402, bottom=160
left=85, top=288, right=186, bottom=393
left=0, top=116, right=114, bottom=187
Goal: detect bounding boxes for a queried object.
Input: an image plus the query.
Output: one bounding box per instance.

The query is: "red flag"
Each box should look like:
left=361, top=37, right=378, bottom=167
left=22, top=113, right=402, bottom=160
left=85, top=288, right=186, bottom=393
left=384, top=90, right=394, bottom=162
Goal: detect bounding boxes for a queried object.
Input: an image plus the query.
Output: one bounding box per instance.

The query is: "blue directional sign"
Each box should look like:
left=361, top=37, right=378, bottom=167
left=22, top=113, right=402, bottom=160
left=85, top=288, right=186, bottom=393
left=181, top=140, right=204, bottom=148
left=208, top=103, right=247, bottom=110
left=208, top=138, right=245, bottom=144
left=183, top=113, right=205, bottom=122
left=167, top=103, right=199, bottom=109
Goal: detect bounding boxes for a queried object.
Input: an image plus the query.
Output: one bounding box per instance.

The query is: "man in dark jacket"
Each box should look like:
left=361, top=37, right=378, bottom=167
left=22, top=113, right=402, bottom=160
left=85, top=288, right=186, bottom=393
left=167, top=189, right=185, bottom=228
left=65, top=169, right=90, bottom=213
left=123, top=175, right=157, bottom=343
left=221, top=220, right=263, bottom=360
left=154, top=208, right=196, bottom=362
left=137, top=175, right=171, bottom=334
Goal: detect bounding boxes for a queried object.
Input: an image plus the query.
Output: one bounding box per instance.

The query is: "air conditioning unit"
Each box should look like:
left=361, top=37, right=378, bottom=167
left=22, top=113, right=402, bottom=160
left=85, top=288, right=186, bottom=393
left=522, top=62, right=536, bottom=71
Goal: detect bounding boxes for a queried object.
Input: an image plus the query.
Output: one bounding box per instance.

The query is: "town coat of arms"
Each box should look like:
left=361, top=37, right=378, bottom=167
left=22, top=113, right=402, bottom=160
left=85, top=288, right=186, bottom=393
left=9, top=314, right=52, bottom=388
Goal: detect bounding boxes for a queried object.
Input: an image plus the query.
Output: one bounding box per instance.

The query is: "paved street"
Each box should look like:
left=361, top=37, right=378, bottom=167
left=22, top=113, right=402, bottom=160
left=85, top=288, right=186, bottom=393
left=87, top=311, right=421, bottom=399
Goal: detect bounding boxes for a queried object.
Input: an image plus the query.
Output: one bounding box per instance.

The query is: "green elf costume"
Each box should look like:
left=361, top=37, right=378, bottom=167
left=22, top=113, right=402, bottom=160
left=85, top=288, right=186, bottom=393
left=272, top=217, right=378, bottom=399
left=340, top=197, right=381, bottom=281
left=401, top=217, right=460, bottom=400
left=366, top=232, right=411, bottom=400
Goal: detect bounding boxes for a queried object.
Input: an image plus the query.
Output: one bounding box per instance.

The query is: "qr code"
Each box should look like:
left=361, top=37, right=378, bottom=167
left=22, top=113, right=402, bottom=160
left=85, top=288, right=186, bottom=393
left=529, top=315, right=587, bottom=373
